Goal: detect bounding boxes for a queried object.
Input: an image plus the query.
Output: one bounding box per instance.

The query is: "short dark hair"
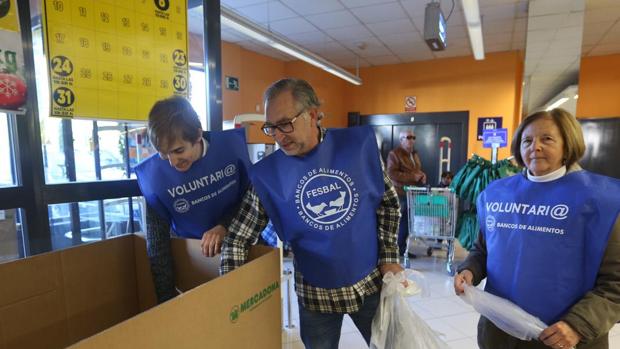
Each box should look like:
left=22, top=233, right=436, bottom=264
left=441, top=171, right=453, bottom=179
left=263, top=78, right=321, bottom=112
left=511, top=108, right=585, bottom=169
left=148, top=96, right=202, bottom=152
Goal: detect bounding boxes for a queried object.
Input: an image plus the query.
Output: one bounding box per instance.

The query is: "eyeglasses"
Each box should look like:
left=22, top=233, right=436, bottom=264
left=261, top=109, right=305, bottom=136
left=401, top=135, right=416, bottom=140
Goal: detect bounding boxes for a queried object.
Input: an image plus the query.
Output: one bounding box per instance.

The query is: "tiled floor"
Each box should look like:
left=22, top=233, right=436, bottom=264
left=281, top=241, right=620, bottom=349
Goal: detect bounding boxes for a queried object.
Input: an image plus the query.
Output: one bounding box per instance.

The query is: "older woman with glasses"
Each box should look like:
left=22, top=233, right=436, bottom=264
left=454, top=108, right=620, bottom=349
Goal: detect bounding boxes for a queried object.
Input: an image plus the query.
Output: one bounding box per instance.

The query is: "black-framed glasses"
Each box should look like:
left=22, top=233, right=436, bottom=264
left=401, top=135, right=416, bottom=140
left=261, top=109, right=305, bottom=136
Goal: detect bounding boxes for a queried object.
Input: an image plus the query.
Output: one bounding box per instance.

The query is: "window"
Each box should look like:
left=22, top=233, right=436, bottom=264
left=1, top=0, right=213, bottom=258
left=0, top=114, right=16, bottom=187
left=189, top=68, right=207, bottom=127
left=31, top=28, right=154, bottom=184
left=48, top=197, right=145, bottom=250
left=0, top=114, right=24, bottom=262
left=0, top=208, right=24, bottom=262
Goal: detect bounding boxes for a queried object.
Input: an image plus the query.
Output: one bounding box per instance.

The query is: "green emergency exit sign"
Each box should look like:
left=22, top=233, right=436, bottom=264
left=226, top=76, right=239, bottom=91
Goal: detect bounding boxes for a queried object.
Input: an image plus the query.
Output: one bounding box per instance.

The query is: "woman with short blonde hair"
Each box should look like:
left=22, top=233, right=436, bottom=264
left=455, top=108, right=620, bottom=349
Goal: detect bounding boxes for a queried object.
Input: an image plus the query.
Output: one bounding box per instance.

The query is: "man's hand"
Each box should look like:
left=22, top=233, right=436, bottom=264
left=453, top=269, right=473, bottom=295
left=379, top=263, right=404, bottom=276
left=380, top=263, right=408, bottom=287
left=413, top=172, right=427, bottom=185
left=539, top=321, right=581, bottom=349
left=200, top=225, right=227, bottom=257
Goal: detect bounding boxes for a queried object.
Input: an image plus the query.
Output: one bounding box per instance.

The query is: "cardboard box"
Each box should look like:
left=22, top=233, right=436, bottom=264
left=0, top=235, right=281, bottom=348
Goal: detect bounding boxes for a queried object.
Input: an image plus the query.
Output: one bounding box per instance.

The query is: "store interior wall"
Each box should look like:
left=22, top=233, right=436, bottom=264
left=205, top=40, right=525, bottom=158
left=221, top=42, right=286, bottom=121
left=283, top=60, right=350, bottom=129
left=344, top=51, right=524, bottom=159
left=219, top=43, right=350, bottom=129
left=189, top=33, right=349, bottom=128
left=190, top=36, right=618, bottom=158
left=577, top=53, right=620, bottom=118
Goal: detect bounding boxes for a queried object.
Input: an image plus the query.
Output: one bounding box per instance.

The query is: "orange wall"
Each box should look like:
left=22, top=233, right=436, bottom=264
left=284, top=61, right=348, bottom=128
left=216, top=42, right=524, bottom=158
left=221, top=42, right=285, bottom=121
left=189, top=34, right=287, bottom=121
left=345, top=51, right=524, bottom=158
left=218, top=42, right=349, bottom=127
left=576, top=54, right=620, bottom=118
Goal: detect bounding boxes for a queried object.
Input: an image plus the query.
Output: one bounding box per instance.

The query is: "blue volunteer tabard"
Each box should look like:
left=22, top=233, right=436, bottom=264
left=135, top=128, right=250, bottom=239
left=478, top=170, right=620, bottom=324
left=250, top=126, right=385, bottom=289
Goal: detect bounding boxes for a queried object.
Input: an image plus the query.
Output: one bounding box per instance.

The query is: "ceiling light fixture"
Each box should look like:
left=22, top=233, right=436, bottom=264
left=461, top=0, right=485, bottom=60
left=220, top=7, right=362, bottom=85
left=545, top=97, right=569, bottom=111
left=189, top=61, right=204, bottom=68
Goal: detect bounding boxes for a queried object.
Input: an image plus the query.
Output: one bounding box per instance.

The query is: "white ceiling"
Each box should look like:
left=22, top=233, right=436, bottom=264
left=187, top=0, right=620, bottom=113
left=214, top=0, right=528, bottom=66
left=522, top=0, right=585, bottom=114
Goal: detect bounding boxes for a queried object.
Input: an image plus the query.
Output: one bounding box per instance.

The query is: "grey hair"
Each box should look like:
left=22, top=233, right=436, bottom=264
left=263, top=78, right=321, bottom=111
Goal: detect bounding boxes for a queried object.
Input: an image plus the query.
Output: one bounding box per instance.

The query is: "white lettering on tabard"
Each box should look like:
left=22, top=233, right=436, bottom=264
left=495, top=221, right=565, bottom=235
left=305, top=183, right=343, bottom=198
left=166, top=165, right=236, bottom=198
left=295, top=167, right=359, bottom=230
left=484, top=201, right=568, bottom=219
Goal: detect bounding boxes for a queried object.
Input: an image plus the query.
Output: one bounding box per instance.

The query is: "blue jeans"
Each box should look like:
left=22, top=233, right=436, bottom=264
left=298, top=291, right=380, bottom=349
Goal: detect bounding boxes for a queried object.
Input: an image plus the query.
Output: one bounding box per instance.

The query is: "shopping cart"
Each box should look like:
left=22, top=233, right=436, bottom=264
left=404, top=186, right=458, bottom=274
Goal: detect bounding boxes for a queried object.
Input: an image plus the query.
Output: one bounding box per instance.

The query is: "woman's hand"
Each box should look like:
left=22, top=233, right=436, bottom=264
left=200, top=225, right=227, bottom=257
left=454, top=269, right=473, bottom=294
left=539, top=321, right=581, bottom=349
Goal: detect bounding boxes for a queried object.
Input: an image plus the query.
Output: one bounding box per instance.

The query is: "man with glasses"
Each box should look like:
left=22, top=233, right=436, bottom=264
left=387, top=130, right=427, bottom=257
left=221, top=78, right=402, bottom=348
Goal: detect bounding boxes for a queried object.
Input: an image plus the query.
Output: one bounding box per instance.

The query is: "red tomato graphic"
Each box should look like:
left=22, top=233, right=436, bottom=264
left=0, top=73, right=27, bottom=109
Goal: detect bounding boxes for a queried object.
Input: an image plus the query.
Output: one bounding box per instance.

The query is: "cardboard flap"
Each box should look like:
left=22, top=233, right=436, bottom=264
left=132, top=235, right=157, bottom=312
left=247, top=244, right=275, bottom=261
left=70, top=247, right=281, bottom=348
left=60, top=235, right=139, bottom=343
left=131, top=235, right=223, bottom=310
left=0, top=235, right=142, bottom=349
left=170, top=237, right=220, bottom=292
left=0, top=253, right=61, bottom=307
left=0, top=289, right=68, bottom=349
left=0, top=251, right=69, bottom=348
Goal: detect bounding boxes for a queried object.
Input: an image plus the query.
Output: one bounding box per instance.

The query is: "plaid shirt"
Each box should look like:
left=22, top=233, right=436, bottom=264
left=220, top=128, right=401, bottom=313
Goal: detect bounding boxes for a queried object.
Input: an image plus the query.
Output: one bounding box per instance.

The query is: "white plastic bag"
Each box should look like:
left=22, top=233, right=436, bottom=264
left=370, top=270, right=450, bottom=349
left=460, top=283, right=547, bottom=341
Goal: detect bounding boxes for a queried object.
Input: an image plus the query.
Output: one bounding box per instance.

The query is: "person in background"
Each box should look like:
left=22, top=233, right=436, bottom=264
left=220, top=78, right=403, bottom=349
left=134, top=96, right=251, bottom=303
left=454, top=108, right=620, bottom=349
left=387, top=129, right=427, bottom=257
left=439, top=171, right=453, bottom=188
